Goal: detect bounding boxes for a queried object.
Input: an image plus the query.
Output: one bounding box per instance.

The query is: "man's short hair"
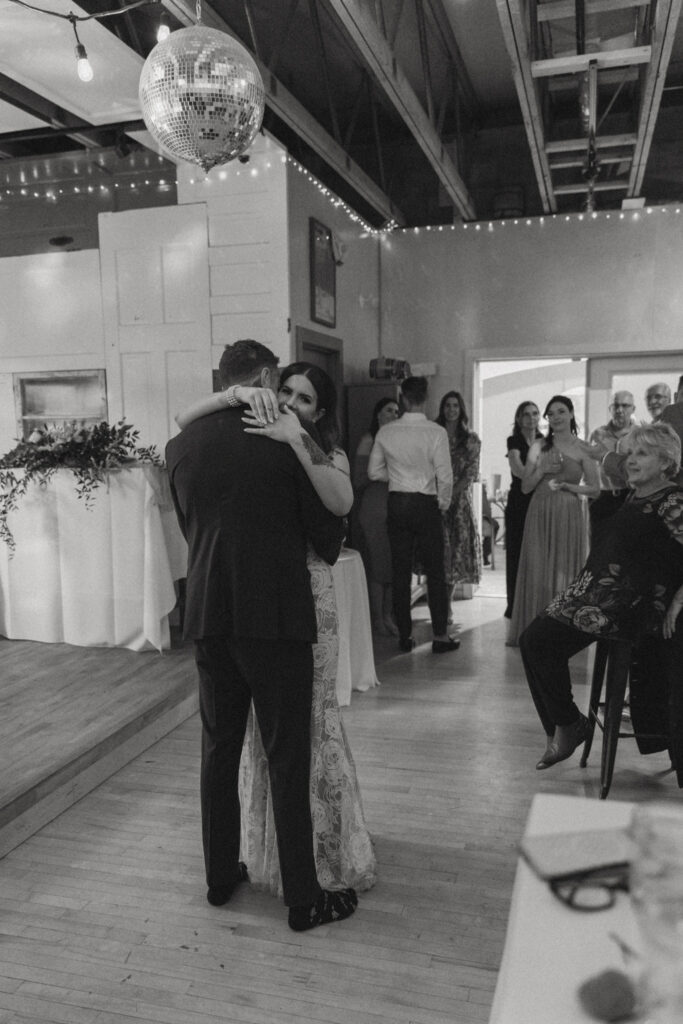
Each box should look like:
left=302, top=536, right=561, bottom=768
left=401, top=376, right=428, bottom=405
left=646, top=382, right=671, bottom=400
left=218, top=339, right=279, bottom=387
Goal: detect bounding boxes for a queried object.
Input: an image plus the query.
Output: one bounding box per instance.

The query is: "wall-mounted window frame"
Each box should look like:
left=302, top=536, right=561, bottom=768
left=13, top=369, right=108, bottom=440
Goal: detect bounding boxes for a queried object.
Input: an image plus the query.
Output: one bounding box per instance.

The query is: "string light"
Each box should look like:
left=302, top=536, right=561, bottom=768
left=69, top=16, right=93, bottom=82
left=9, top=0, right=165, bottom=83
left=156, top=12, right=171, bottom=42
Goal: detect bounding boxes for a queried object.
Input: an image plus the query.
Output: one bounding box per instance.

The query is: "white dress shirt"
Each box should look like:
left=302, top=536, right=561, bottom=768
left=368, top=412, right=453, bottom=511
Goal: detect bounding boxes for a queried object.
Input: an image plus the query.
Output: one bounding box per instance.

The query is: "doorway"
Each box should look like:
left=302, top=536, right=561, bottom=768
left=295, top=325, right=344, bottom=438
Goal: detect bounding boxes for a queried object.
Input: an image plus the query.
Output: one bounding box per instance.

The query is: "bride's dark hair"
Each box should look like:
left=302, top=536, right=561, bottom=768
left=279, top=362, right=340, bottom=454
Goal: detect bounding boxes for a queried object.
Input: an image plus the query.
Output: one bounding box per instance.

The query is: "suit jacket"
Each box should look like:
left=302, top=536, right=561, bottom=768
left=165, top=408, right=344, bottom=641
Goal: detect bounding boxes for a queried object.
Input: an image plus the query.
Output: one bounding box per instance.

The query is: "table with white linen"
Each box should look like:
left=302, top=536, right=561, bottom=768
left=0, top=465, right=187, bottom=652
left=331, top=547, right=380, bottom=706
left=490, top=793, right=639, bottom=1024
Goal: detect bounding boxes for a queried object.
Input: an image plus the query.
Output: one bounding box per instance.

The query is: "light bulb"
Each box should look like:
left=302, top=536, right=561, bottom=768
left=157, top=15, right=170, bottom=42
left=75, top=43, right=93, bottom=82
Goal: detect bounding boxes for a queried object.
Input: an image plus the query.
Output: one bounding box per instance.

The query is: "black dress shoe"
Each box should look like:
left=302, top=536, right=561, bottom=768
left=207, top=862, right=249, bottom=905
left=432, top=638, right=460, bottom=653
left=398, top=636, right=416, bottom=652
left=536, top=714, right=590, bottom=770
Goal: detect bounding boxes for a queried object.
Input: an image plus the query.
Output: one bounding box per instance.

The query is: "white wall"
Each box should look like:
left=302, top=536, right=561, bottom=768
left=176, top=133, right=291, bottom=370
left=0, top=251, right=105, bottom=451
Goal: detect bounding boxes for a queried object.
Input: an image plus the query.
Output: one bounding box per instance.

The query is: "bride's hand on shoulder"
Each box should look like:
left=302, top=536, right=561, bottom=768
left=242, top=403, right=301, bottom=443
left=235, top=385, right=279, bottom=424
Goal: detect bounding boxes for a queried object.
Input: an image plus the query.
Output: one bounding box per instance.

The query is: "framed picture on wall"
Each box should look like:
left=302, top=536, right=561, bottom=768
left=309, top=217, right=336, bottom=328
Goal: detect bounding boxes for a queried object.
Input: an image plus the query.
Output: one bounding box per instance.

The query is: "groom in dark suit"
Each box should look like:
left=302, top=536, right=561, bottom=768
left=166, top=339, right=356, bottom=931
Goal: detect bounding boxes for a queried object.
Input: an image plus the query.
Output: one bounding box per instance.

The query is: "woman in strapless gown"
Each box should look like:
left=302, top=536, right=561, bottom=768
left=509, top=395, right=600, bottom=646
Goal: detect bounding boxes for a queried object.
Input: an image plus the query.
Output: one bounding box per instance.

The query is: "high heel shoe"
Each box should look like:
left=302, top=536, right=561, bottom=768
left=536, top=714, right=589, bottom=770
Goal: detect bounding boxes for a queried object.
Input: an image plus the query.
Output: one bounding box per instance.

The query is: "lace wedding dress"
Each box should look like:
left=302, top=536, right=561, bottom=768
left=238, top=549, right=377, bottom=896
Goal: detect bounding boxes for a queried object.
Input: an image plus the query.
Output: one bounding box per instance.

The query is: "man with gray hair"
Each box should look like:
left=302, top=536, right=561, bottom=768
left=587, top=390, right=636, bottom=546
left=645, top=382, right=672, bottom=422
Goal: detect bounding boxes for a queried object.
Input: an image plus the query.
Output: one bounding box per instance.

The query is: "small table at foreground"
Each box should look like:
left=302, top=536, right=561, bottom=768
left=0, top=465, right=187, bottom=652
left=490, top=793, right=639, bottom=1024
left=331, top=547, right=380, bottom=706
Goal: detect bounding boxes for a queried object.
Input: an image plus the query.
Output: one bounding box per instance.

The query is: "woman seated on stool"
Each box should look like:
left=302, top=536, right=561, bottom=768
left=519, top=422, right=683, bottom=774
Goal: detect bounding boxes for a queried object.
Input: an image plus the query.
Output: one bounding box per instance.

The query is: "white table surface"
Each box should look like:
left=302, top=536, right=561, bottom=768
left=0, top=465, right=187, bottom=652
left=490, top=793, right=639, bottom=1024
left=331, top=547, right=380, bottom=706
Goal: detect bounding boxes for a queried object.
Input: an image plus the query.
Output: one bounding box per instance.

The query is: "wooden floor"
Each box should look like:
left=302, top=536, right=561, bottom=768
left=1, top=559, right=680, bottom=1024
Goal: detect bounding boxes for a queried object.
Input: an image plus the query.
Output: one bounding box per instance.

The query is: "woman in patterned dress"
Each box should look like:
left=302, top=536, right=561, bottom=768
left=520, top=422, right=683, bottom=776
left=177, top=363, right=377, bottom=897
left=436, top=391, right=482, bottom=592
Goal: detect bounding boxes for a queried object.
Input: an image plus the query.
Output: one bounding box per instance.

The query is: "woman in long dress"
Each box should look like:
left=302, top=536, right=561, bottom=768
left=435, top=391, right=482, bottom=589
left=509, top=394, right=600, bottom=646
left=352, top=397, right=400, bottom=636
left=176, top=363, right=377, bottom=897
left=504, top=401, right=543, bottom=621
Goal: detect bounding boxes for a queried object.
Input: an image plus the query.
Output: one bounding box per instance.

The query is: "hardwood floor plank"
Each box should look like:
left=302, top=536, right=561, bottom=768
left=1, top=569, right=681, bottom=1022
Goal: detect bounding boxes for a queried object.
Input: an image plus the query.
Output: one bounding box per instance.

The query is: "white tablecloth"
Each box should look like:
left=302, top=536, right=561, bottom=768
left=490, top=794, right=638, bottom=1024
left=331, top=547, right=380, bottom=706
left=0, top=465, right=187, bottom=652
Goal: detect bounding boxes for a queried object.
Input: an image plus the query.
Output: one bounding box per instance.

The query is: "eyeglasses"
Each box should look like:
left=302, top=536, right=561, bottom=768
left=610, top=403, right=634, bottom=411
left=549, top=867, right=629, bottom=912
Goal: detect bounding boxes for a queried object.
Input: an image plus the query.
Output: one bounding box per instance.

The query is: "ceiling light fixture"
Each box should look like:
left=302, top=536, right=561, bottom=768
left=8, top=0, right=169, bottom=85
left=69, top=16, right=93, bottom=82
left=156, top=12, right=170, bottom=42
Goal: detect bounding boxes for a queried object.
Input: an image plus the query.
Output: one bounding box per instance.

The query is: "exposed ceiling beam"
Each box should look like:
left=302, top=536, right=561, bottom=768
left=554, top=180, right=629, bottom=193
left=161, top=0, right=405, bottom=225
left=538, top=0, right=648, bottom=20
left=495, top=0, right=557, bottom=212
left=321, top=0, right=476, bottom=219
left=628, top=0, right=683, bottom=195
left=531, top=45, right=651, bottom=77
left=0, top=74, right=102, bottom=151
left=545, top=132, right=638, bottom=151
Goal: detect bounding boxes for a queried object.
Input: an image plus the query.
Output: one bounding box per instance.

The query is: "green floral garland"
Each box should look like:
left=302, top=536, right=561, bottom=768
left=0, top=420, right=163, bottom=552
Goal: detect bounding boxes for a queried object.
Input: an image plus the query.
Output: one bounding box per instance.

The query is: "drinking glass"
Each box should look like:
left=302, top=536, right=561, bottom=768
left=630, top=802, right=683, bottom=1023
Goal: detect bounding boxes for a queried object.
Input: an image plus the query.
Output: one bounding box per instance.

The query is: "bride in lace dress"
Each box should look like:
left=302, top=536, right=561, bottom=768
left=176, top=362, right=377, bottom=896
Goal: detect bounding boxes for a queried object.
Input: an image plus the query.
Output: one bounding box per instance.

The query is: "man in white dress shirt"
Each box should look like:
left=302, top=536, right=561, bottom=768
left=368, top=376, right=459, bottom=654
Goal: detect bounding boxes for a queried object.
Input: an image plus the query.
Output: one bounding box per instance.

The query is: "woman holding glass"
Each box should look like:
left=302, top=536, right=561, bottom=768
left=509, top=395, right=599, bottom=646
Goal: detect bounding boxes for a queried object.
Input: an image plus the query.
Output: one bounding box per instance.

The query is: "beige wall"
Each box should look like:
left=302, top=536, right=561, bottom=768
left=379, top=211, right=683, bottom=409
left=286, top=163, right=380, bottom=379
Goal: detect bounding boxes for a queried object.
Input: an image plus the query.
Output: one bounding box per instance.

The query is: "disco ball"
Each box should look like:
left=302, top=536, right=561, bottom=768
left=139, top=25, right=266, bottom=173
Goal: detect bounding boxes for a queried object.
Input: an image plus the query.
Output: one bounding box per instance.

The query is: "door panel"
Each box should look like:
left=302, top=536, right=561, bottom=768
left=99, top=204, right=212, bottom=454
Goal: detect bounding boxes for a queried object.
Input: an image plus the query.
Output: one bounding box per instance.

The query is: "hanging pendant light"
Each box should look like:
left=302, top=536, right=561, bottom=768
left=138, top=10, right=265, bottom=173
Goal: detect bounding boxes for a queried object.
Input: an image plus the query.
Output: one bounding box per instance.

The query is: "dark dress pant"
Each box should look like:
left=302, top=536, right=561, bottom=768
left=193, top=635, right=322, bottom=908
left=520, top=615, right=594, bottom=735
left=387, top=492, right=449, bottom=640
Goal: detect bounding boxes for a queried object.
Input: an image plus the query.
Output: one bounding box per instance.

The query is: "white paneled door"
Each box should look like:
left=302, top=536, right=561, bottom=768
left=99, top=203, right=212, bottom=455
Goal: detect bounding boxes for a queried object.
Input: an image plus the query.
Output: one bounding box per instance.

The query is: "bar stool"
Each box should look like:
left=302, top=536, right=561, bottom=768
left=580, top=637, right=667, bottom=799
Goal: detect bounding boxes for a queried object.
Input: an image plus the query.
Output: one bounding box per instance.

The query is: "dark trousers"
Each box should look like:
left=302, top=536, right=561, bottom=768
left=519, top=615, right=594, bottom=735
left=193, top=636, right=321, bottom=908
left=387, top=492, right=449, bottom=639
